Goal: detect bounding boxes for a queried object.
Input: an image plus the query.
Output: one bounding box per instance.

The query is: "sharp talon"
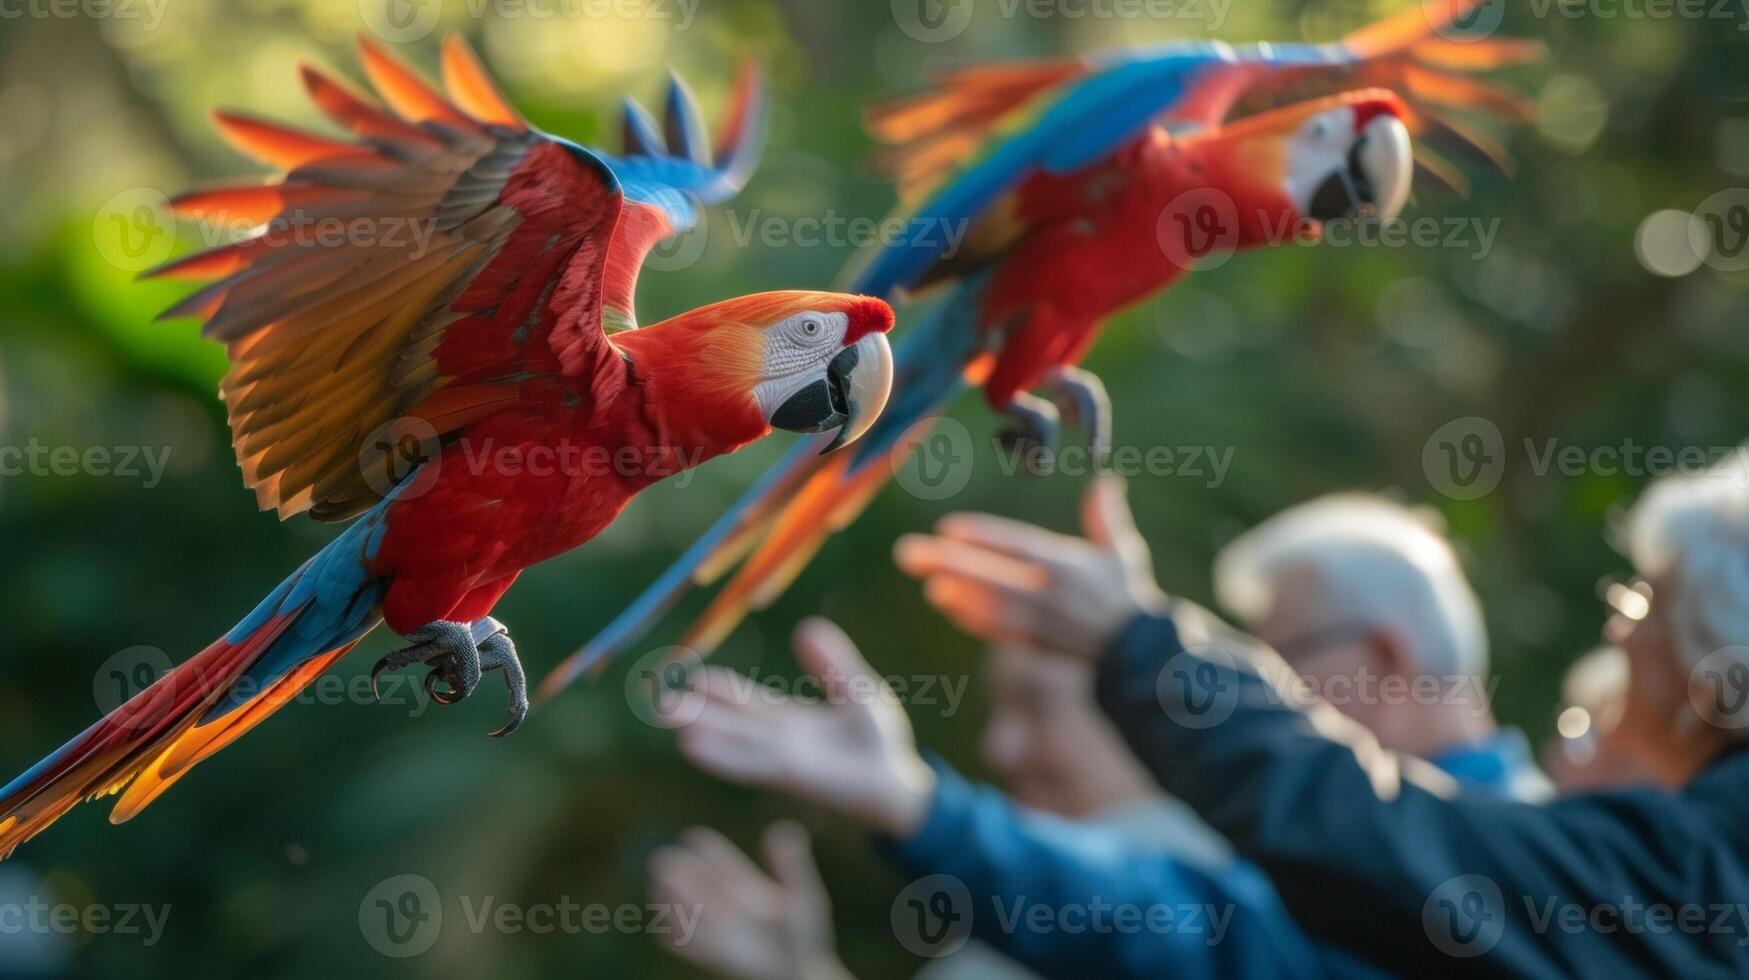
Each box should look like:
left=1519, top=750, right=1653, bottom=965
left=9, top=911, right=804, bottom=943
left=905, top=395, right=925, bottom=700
left=478, top=630, right=528, bottom=738
left=425, top=668, right=463, bottom=706
left=489, top=710, right=526, bottom=739
left=370, top=660, right=388, bottom=702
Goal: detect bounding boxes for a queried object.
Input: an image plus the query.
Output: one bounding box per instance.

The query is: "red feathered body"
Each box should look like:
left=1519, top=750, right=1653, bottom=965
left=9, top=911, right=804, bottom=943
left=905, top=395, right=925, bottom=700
left=370, top=313, right=772, bottom=635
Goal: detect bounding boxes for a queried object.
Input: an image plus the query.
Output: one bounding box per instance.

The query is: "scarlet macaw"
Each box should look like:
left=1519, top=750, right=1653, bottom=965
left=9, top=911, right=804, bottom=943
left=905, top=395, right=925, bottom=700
left=541, top=0, right=1538, bottom=688
left=0, top=37, right=896, bottom=859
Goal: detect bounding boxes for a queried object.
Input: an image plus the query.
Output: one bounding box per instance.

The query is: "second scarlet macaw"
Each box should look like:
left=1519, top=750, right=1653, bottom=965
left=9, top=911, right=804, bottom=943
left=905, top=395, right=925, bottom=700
left=543, top=0, right=1539, bottom=689
left=0, top=37, right=895, bottom=859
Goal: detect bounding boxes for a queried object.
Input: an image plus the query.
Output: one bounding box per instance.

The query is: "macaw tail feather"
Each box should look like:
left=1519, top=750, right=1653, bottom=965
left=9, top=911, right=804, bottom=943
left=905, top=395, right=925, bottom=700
left=0, top=514, right=386, bottom=860
left=540, top=282, right=991, bottom=699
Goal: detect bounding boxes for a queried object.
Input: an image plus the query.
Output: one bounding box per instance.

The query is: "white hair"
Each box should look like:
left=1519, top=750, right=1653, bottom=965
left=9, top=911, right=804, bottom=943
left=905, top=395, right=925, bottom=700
left=1622, top=448, right=1749, bottom=731
left=1213, top=494, right=1488, bottom=678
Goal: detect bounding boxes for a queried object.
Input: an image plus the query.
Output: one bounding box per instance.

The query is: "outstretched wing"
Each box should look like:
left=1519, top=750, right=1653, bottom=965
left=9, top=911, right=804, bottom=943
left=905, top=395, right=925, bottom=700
left=150, top=36, right=763, bottom=522
left=856, top=0, right=1536, bottom=298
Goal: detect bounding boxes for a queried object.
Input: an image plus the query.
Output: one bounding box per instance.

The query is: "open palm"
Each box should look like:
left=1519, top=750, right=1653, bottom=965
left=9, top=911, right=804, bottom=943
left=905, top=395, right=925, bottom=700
left=659, top=618, right=936, bottom=837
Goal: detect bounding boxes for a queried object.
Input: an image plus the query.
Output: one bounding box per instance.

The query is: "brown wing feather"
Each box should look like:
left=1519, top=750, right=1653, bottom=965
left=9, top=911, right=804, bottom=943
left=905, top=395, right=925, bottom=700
left=148, top=35, right=626, bottom=522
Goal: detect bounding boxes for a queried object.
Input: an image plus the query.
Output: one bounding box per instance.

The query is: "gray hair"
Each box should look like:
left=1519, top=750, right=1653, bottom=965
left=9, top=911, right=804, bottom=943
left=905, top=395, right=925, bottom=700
left=1622, top=449, right=1749, bottom=733
left=1214, top=494, right=1488, bottom=678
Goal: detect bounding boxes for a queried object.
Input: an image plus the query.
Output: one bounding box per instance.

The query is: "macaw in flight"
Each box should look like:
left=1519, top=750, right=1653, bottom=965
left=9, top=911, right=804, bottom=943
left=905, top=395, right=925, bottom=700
left=542, top=0, right=1539, bottom=691
left=0, top=36, right=896, bottom=859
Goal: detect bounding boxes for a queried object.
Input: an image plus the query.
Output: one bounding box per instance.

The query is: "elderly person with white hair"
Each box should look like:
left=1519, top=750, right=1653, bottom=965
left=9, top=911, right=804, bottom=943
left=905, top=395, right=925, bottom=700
left=895, top=462, right=1749, bottom=975
left=1606, top=462, right=1749, bottom=783
left=1212, top=495, right=1549, bottom=799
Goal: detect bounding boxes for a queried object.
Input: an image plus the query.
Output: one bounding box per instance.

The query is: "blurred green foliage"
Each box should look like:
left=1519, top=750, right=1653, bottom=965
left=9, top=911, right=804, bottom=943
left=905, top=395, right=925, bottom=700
left=0, top=0, right=1746, bottom=976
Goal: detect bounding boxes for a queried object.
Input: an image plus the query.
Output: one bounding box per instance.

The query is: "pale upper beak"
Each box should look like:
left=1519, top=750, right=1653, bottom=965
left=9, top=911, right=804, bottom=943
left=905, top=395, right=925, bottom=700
left=1307, top=114, right=1413, bottom=224
left=768, top=332, right=895, bottom=453
left=1359, top=114, right=1413, bottom=223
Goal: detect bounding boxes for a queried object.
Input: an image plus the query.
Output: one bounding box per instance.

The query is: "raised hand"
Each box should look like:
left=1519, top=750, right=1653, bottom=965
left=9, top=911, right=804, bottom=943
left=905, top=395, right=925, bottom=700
left=894, top=475, right=1168, bottom=661
left=662, top=618, right=936, bottom=838
left=649, top=822, right=854, bottom=980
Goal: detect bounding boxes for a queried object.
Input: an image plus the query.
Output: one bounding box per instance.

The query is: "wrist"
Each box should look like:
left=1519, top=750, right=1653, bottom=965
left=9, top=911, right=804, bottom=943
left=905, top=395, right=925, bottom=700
left=865, top=750, right=936, bottom=838
left=793, top=954, right=856, bottom=980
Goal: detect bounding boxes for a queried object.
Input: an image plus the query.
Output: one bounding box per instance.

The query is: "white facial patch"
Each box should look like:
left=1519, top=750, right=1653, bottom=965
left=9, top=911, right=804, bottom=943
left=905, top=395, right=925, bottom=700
left=752, top=310, right=850, bottom=419
left=1282, top=105, right=1357, bottom=219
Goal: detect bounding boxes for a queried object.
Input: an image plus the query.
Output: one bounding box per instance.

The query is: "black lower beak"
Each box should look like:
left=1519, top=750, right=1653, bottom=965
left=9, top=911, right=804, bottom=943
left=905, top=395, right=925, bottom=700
left=770, top=346, right=857, bottom=435
left=1308, top=139, right=1377, bottom=223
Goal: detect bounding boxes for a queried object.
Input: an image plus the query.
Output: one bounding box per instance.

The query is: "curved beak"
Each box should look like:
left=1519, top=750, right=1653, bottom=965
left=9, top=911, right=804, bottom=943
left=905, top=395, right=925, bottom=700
left=768, top=332, right=895, bottom=453
left=1307, top=114, right=1413, bottom=224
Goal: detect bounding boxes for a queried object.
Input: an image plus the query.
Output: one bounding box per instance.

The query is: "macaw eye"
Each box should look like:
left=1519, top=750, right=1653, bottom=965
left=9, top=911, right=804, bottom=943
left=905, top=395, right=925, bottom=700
left=802, top=318, right=821, bottom=336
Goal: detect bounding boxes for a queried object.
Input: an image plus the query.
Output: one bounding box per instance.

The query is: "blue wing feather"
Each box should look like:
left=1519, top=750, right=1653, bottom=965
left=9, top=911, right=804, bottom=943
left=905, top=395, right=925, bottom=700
left=853, top=40, right=1356, bottom=298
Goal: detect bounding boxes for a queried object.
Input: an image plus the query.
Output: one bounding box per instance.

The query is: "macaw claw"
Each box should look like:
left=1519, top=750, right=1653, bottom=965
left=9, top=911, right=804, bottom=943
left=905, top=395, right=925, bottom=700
left=372, top=618, right=527, bottom=736
left=1042, top=366, right=1112, bottom=466
left=998, top=392, right=1061, bottom=476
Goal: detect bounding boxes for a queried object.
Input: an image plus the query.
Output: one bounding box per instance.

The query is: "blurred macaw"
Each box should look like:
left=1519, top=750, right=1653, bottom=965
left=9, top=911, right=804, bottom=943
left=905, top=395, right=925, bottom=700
left=0, top=37, right=896, bottom=859
left=541, top=0, right=1538, bottom=691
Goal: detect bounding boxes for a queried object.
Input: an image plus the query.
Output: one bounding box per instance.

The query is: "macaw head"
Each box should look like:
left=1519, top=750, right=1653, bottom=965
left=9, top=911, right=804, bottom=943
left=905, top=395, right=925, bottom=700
left=1203, top=89, right=1413, bottom=238
left=627, top=291, right=896, bottom=461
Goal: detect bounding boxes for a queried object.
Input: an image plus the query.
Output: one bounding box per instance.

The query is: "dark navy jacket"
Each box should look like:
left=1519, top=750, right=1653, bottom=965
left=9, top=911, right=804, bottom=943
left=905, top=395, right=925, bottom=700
left=1097, top=604, right=1749, bottom=978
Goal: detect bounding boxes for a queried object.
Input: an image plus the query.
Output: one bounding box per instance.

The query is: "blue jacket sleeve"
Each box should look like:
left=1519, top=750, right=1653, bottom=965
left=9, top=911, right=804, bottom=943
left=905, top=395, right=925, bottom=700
left=878, top=758, right=1355, bottom=980
left=1096, top=603, right=1749, bottom=977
